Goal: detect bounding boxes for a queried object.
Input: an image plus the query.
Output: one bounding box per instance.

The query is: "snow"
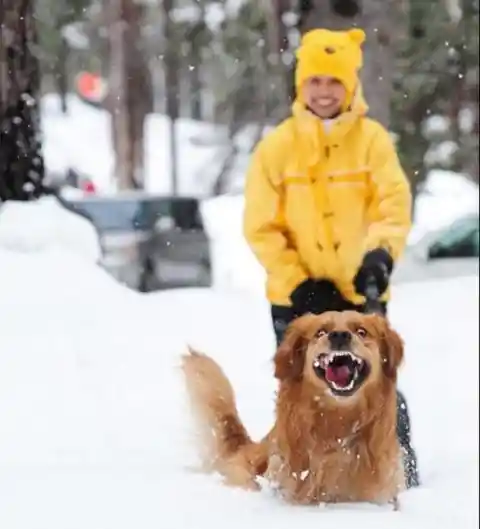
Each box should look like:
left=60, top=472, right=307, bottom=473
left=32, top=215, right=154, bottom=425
left=424, top=109, right=476, bottom=136
left=201, top=192, right=265, bottom=294
left=0, top=244, right=478, bottom=528
left=41, top=93, right=254, bottom=197
left=0, top=196, right=101, bottom=263
left=410, top=169, right=479, bottom=244
left=61, top=22, right=90, bottom=50
left=172, top=0, right=248, bottom=31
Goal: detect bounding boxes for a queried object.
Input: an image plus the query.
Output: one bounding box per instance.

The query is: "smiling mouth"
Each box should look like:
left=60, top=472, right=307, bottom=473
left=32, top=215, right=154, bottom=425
left=312, top=351, right=370, bottom=396
left=314, top=99, right=336, bottom=107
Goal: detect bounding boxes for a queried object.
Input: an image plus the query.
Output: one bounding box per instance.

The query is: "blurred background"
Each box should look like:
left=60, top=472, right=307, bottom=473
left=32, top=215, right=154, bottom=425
left=1, top=0, right=479, bottom=294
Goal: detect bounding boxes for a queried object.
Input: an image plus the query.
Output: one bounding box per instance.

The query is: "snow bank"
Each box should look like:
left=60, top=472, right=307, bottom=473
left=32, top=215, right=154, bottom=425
left=0, top=248, right=134, bottom=305
left=201, top=193, right=265, bottom=294
left=0, top=250, right=271, bottom=472
left=410, top=169, right=479, bottom=244
left=0, top=246, right=477, bottom=528
left=0, top=196, right=101, bottom=262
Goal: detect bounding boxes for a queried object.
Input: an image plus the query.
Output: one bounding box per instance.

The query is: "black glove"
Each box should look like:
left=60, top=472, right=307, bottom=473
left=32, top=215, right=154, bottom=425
left=290, top=278, right=342, bottom=316
left=354, top=248, right=394, bottom=296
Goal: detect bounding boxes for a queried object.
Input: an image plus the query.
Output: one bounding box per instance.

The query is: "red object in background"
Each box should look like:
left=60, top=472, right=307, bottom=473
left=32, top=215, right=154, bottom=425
left=81, top=179, right=96, bottom=194
left=76, top=72, right=107, bottom=104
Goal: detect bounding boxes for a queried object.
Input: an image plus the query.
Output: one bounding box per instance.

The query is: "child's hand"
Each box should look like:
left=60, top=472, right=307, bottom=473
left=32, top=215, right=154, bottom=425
left=290, top=279, right=342, bottom=315
left=354, top=248, right=393, bottom=296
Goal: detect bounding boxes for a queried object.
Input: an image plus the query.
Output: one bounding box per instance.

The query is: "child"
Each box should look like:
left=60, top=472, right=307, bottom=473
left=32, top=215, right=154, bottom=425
left=243, top=28, right=419, bottom=488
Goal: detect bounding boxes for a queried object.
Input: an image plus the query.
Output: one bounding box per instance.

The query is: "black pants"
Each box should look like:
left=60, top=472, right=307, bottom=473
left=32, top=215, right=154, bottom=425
left=271, top=302, right=420, bottom=489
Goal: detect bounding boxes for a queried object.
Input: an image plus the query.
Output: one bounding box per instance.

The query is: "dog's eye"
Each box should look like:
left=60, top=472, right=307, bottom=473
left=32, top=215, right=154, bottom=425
left=356, top=327, right=367, bottom=338
left=316, top=329, right=327, bottom=339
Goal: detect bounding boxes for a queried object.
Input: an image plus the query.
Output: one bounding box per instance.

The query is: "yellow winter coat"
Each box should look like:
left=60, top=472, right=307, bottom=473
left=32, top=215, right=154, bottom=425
left=243, top=90, right=412, bottom=307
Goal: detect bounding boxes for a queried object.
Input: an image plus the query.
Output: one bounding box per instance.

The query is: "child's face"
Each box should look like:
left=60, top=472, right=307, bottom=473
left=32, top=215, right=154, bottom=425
left=301, top=76, right=346, bottom=119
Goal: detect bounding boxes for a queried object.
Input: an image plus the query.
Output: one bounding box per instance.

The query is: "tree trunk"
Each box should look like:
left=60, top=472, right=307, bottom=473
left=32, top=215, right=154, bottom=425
left=356, top=0, right=404, bottom=128
left=0, top=0, right=45, bottom=202
left=187, top=0, right=207, bottom=120
left=107, top=0, right=152, bottom=191
left=161, top=0, right=180, bottom=195
left=264, top=0, right=291, bottom=117
left=450, top=0, right=479, bottom=181
left=188, top=29, right=203, bottom=121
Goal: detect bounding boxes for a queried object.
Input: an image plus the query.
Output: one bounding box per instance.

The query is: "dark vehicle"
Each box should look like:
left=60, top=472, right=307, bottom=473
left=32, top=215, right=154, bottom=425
left=393, top=213, right=479, bottom=284
left=64, top=193, right=212, bottom=292
left=427, top=214, right=479, bottom=260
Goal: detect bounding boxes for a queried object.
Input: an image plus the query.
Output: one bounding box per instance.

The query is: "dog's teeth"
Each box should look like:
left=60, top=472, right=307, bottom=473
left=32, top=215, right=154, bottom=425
left=329, top=351, right=363, bottom=363
left=331, top=375, right=356, bottom=392
left=323, top=351, right=363, bottom=372
left=347, top=352, right=360, bottom=364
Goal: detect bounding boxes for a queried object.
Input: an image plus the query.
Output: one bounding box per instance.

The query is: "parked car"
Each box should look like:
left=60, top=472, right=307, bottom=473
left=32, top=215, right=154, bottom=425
left=393, top=213, right=479, bottom=284
left=64, top=192, right=212, bottom=292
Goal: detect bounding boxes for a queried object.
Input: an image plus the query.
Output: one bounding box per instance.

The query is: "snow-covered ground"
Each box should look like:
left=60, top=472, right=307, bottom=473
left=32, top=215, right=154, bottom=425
left=0, top=196, right=101, bottom=263
left=0, top=242, right=478, bottom=528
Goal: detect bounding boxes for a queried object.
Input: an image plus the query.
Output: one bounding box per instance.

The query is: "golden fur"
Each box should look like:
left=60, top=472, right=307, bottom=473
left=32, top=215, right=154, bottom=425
left=181, top=311, right=405, bottom=507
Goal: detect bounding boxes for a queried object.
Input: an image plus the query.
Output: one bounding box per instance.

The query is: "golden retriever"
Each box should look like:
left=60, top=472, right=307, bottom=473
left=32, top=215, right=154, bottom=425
left=181, top=310, right=405, bottom=508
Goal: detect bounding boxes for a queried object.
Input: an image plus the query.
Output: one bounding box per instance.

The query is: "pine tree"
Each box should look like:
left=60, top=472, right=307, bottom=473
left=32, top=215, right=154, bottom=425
left=107, top=0, right=152, bottom=190
left=392, top=0, right=479, bottom=205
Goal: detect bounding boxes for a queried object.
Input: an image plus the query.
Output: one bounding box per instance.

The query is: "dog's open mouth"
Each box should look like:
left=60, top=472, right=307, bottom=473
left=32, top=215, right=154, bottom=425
left=313, top=351, right=369, bottom=396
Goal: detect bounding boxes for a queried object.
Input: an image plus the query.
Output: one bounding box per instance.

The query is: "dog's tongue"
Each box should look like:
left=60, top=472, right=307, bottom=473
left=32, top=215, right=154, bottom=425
left=325, top=365, right=352, bottom=387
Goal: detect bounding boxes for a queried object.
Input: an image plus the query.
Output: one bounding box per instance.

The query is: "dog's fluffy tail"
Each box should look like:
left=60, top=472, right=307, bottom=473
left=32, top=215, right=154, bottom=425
left=181, top=347, right=267, bottom=489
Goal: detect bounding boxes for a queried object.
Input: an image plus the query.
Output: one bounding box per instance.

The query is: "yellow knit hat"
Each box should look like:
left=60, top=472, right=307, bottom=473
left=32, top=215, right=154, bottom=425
left=295, top=28, right=366, bottom=109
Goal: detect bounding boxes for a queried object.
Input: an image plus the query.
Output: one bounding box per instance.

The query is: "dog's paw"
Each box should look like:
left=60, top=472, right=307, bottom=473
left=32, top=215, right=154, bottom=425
left=391, top=496, right=400, bottom=511
left=223, top=473, right=261, bottom=492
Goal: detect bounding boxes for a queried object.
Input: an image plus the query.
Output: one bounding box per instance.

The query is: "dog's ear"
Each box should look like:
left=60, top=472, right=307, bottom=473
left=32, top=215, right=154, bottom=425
left=274, top=314, right=317, bottom=381
left=378, top=317, right=404, bottom=378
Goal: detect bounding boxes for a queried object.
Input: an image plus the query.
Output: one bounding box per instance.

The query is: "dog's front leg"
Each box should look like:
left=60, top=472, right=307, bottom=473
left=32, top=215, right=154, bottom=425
left=279, top=469, right=322, bottom=506
left=220, top=452, right=261, bottom=491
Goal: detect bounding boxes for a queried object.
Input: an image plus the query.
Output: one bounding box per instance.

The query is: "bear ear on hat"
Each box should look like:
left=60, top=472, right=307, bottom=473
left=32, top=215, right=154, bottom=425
left=348, top=28, right=366, bottom=45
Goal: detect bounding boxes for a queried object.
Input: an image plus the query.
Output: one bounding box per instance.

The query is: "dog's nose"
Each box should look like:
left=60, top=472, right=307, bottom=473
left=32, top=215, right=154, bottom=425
left=328, top=330, right=351, bottom=350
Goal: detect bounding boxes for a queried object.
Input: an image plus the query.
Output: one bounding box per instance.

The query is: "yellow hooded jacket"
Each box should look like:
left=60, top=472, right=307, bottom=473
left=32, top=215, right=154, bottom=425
left=243, top=88, right=412, bottom=307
